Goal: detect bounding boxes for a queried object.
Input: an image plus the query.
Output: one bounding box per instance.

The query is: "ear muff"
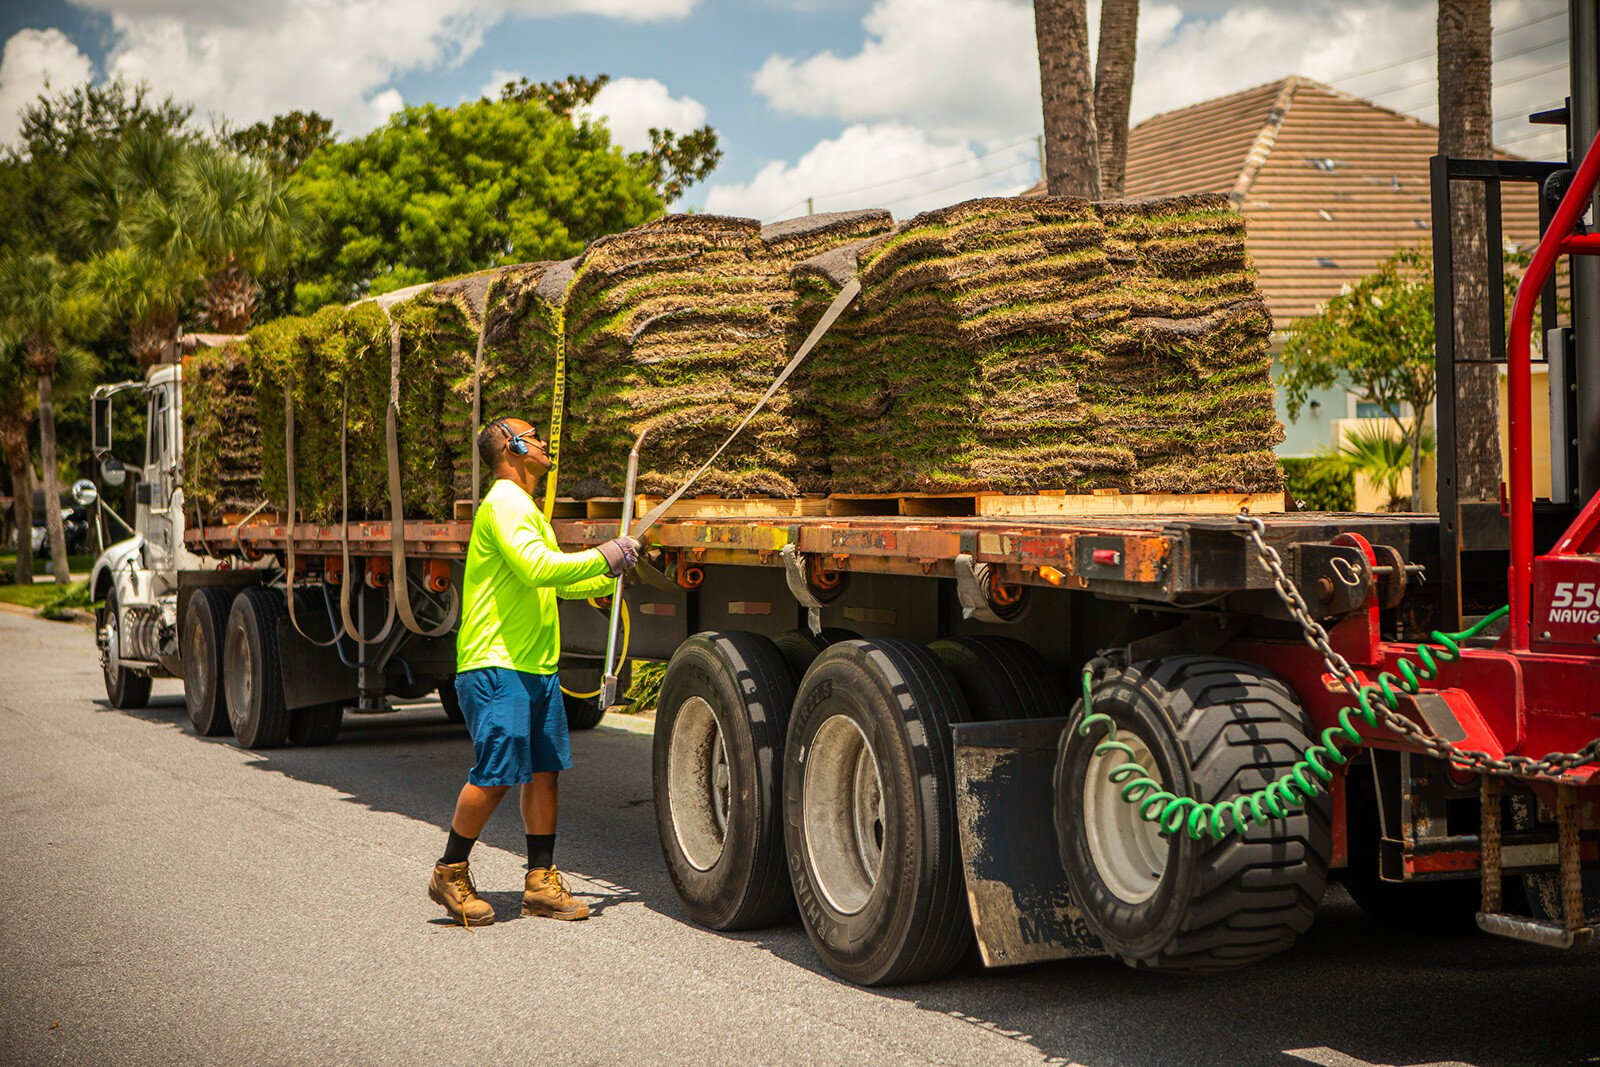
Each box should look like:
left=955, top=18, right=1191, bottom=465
left=495, top=420, right=531, bottom=456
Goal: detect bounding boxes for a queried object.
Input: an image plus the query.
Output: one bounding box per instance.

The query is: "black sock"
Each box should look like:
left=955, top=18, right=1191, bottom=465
left=439, top=829, right=476, bottom=866
left=527, top=833, right=555, bottom=871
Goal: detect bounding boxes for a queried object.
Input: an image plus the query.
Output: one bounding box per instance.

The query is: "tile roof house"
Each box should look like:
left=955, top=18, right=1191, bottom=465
left=1030, top=75, right=1546, bottom=329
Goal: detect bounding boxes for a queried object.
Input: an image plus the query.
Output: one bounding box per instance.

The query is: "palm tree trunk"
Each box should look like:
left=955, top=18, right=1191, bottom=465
left=1094, top=0, right=1139, bottom=198
left=36, top=372, right=70, bottom=585
left=204, top=258, right=260, bottom=334
left=3, top=426, right=36, bottom=585
left=1438, top=0, right=1499, bottom=501
left=1034, top=0, right=1101, bottom=197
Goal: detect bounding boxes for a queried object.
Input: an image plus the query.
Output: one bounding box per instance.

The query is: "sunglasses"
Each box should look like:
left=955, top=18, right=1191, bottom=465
left=502, top=424, right=540, bottom=456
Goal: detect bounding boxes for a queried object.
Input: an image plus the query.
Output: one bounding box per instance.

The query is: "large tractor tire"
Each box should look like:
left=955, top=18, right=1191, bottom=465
left=929, top=635, right=1065, bottom=721
left=784, top=639, right=972, bottom=985
left=99, top=589, right=152, bottom=710
left=654, top=632, right=797, bottom=930
left=1054, top=656, right=1330, bottom=973
left=182, top=587, right=236, bottom=737
left=223, top=587, right=291, bottom=750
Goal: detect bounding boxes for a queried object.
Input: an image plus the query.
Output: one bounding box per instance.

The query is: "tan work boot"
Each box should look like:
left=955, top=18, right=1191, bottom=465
left=522, top=866, right=590, bottom=920
left=429, top=861, right=496, bottom=927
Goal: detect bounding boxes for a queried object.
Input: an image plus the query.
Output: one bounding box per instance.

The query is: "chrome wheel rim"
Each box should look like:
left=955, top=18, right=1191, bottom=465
left=667, top=695, right=729, bottom=871
left=224, top=624, right=252, bottom=730
left=803, top=714, right=884, bottom=915
left=1083, top=727, right=1168, bottom=904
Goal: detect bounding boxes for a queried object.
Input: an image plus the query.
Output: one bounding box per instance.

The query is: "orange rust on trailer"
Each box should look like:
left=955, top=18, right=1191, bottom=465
left=424, top=559, right=452, bottom=593
left=365, top=556, right=392, bottom=588
left=324, top=555, right=343, bottom=585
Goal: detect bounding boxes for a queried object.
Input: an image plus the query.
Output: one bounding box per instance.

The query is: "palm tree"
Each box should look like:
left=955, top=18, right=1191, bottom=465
left=1033, top=0, right=1101, bottom=197
left=79, top=248, right=189, bottom=368
left=0, top=252, right=91, bottom=585
left=129, top=145, right=306, bottom=332
left=1338, top=423, right=1437, bottom=512
left=0, top=326, right=37, bottom=584
left=1438, top=0, right=1498, bottom=500
left=1094, top=0, right=1139, bottom=198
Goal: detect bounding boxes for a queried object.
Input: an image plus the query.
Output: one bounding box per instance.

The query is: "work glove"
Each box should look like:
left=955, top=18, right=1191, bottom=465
left=597, top=535, right=642, bottom=577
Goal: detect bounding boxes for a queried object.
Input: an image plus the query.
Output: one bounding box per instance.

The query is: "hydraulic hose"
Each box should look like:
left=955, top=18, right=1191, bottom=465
left=560, top=598, right=630, bottom=700
left=1077, top=605, right=1510, bottom=843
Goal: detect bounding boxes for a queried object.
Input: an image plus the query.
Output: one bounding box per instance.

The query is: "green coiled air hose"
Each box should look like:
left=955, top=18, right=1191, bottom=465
left=1076, top=605, right=1511, bottom=843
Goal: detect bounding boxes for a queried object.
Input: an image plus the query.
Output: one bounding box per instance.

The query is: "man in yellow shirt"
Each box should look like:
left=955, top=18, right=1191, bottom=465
left=428, top=417, right=639, bottom=926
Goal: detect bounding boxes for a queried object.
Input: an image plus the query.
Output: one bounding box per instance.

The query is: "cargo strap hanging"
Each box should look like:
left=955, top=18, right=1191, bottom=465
left=629, top=278, right=863, bottom=538
left=382, top=316, right=460, bottom=638
left=541, top=314, right=567, bottom=521
left=283, top=387, right=340, bottom=649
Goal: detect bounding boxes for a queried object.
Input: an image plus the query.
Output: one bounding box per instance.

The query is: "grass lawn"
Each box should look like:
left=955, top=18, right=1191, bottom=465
left=0, top=578, right=90, bottom=611
left=0, top=550, right=97, bottom=577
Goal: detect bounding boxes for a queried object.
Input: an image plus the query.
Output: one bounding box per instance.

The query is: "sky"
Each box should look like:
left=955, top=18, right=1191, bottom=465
left=0, top=0, right=1576, bottom=223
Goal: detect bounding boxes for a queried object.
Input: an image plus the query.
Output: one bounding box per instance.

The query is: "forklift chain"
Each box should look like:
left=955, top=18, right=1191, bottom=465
left=1235, top=514, right=1600, bottom=781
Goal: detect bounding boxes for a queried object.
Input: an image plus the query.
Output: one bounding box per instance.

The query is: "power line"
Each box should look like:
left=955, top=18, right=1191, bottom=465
left=877, top=157, right=1036, bottom=211
left=1328, top=7, right=1565, bottom=85
left=1363, top=35, right=1565, bottom=102
left=764, top=135, right=1038, bottom=222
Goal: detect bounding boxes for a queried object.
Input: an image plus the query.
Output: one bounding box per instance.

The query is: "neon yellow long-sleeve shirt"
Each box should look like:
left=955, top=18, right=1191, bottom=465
left=455, top=478, right=615, bottom=675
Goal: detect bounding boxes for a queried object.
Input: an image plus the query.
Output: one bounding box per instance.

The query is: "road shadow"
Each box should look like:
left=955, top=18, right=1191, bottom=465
left=109, top=695, right=1600, bottom=1067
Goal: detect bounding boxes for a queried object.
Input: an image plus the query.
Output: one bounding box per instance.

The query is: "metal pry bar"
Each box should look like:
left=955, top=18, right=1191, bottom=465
left=599, top=430, right=644, bottom=711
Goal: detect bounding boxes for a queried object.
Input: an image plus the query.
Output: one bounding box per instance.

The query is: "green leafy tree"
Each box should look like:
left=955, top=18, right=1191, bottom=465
left=223, top=110, right=336, bottom=179
left=290, top=94, right=678, bottom=307
left=0, top=252, right=98, bottom=585
left=1281, top=249, right=1438, bottom=511
left=0, top=326, right=39, bottom=584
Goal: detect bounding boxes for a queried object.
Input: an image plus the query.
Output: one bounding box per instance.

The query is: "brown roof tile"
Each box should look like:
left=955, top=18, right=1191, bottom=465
left=1030, top=76, right=1547, bottom=327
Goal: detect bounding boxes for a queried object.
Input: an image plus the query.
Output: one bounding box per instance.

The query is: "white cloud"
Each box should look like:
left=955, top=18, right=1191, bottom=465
left=0, top=29, right=96, bottom=145
left=584, top=76, right=708, bottom=154
left=753, top=0, right=1040, bottom=143
left=48, top=0, right=698, bottom=139
left=702, top=122, right=1038, bottom=221
left=367, top=87, right=406, bottom=126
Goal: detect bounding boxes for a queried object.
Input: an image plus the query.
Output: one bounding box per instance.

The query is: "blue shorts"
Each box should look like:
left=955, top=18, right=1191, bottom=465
left=454, top=668, right=573, bottom=786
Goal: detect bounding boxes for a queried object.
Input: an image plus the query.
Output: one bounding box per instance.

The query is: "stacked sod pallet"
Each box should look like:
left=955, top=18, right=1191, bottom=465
left=1093, top=194, right=1284, bottom=494
left=182, top=341, right=263, bottom=519
left=794, top=197, right=1137, bottom=493
left=557, top=210, right=893, bottom=498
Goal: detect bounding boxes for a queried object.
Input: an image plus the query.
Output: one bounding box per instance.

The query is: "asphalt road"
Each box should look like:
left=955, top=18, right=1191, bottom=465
left=3, top=609, right=1598, bottom=1067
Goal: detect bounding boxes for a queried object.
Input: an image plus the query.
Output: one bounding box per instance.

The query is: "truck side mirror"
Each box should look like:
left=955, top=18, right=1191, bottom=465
left=71, top=479, right=98, bottom=507
left=101, top=456, right=126, bottom=488
left=92, top=395, right=112, bottom=457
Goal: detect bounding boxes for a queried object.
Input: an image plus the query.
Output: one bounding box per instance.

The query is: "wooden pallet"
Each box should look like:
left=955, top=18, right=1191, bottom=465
left=575, top=495, right=832, bottom=521
left=828, top=489, right=1286, bottom=519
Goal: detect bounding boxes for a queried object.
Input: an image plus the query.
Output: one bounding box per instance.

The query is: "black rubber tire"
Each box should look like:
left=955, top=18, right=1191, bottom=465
left=100, top=589, right=153, bottom=710
left=652, top=639, right=796, bottom=927
left=438, top=678, right=465, bottom=723
left=287, top=702, right=343, bottom=745
left=929, top=635, right=1065, bottom=721
left=773, top=627, right=860, bottom=683
left=784, top=639, right=972, bottom=985
left=654, top=632, right=797, bottom=930
left=223, top=587, right=291, bottom=750
left=1054, top=656, right=1331, bottom=973
left=182, top=587, right=235, bottom=737
left=559, top=661, right=630, bottom=731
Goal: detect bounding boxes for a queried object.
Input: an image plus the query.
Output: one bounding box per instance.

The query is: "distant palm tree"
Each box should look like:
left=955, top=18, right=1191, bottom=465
left=0, top=326, right=38, bottom=584
left=1338, top=423, right=1437, bottom=512
left=0, top=252, right=95, bottom=585
left=1438, top=0, right=1498, bottom=500
left=1094, top=0, right=1139, bottom=198
left=128, top=146, right=306, bottom=332
left=1033, top=0, right=1101, bottom=197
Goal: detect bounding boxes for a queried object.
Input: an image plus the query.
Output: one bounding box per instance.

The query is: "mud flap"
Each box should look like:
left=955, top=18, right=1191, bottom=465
left=952, top=716, right=1106, bottom=967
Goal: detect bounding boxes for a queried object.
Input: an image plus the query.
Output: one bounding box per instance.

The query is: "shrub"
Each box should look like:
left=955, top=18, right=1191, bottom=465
left=1281, top=456, right=1355, bottom=512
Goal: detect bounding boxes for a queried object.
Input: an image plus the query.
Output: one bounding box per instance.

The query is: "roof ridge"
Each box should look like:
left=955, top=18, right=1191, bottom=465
left=1228, top=76, right=1301, bottom=208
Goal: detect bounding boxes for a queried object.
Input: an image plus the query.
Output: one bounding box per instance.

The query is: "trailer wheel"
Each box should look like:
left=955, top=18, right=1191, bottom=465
left=785, top=639, right=972, bottom=985
left=181, top=587, right=235, bottom=736
left=223, top=587, right=291, bottom=750
left=773, top=628, right=860, bottom=682
left=1054, top=656, right=1330, bottom=973
left=99, top=589, right=152, bottom=710
left=437, top=678, right=464, bottom=723
left=287, top=702, right=343, bottom=746
left=654, top=632, right=796, bottom=930
left=929, top=635, right=1065, bottom=721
